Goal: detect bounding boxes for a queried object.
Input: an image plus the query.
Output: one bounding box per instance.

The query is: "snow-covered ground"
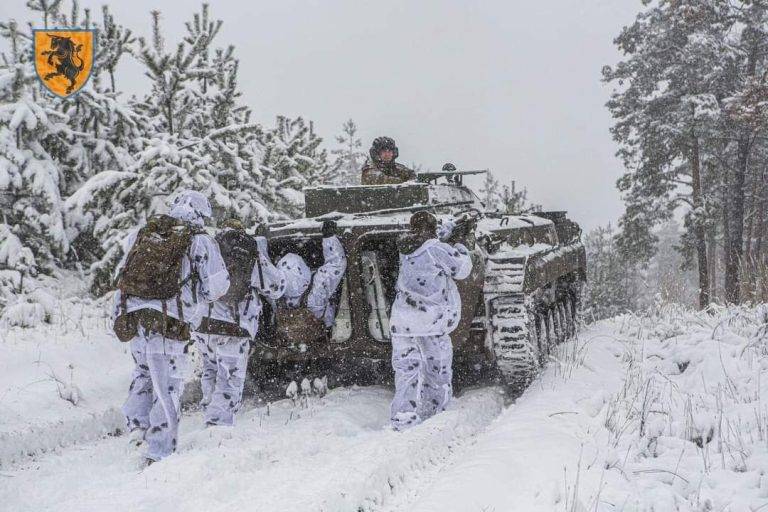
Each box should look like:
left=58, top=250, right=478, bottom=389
left=2, top=300, right=768, bottom=511
left=0, top=273, right=131, bottom=467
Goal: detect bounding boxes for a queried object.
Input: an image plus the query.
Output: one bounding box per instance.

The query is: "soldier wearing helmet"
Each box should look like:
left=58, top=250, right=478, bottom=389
left=387, top=210, right=473, bottom=430
left=361, top=136, right=416, bottom=185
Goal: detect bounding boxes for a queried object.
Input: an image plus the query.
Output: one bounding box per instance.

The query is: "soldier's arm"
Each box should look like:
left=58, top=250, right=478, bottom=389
left=192, top=235, right=230, bottom=303
left=432, top=242, right=473, bottom=281
left=307, top=236, right=347, bottom=321
left=252, top=236, right=287, bottom=300
left=395, top=164, right=417, bottom=182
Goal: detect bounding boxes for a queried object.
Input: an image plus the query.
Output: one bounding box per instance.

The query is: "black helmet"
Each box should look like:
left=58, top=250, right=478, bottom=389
left=370, top=136, right=399, bottom=162
left=442, top=163, right=456, bottom=172
left=409, top=211, right=437, bottom=235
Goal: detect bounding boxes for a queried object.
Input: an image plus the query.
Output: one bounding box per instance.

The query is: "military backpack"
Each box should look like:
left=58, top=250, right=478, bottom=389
left=113, top=214, right=202, bottom=342
left=216, top=228, right=262, bottom=304
left=274, top=274, right=325, bottom=344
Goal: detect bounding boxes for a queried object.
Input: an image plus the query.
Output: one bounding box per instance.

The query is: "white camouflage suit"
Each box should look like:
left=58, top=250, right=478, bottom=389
left=278, top=235, right=347, bottom=326
left=389, top=231, right=472, bottom=430
left=194, top=235, right=286, bottom=426
left=115, top=191, right=229, bottom=462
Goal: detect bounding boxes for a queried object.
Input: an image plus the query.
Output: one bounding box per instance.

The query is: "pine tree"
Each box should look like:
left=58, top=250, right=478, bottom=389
left=257, top=116, right=339, bottom=217
left=498, top=180, right=539, bottom=214
left=332, top=119, right=364, bottom=185
left=721, top=2, right=768, bottom=303
left=479, top=172, right=539, bottom=214
left=0, top=20, right=71, bottom=271
left=604, top=0, right=732, bottom=307
left=99, top=5, right=135, bottom=93
left=479, top=172, right=500, bottom=211
left=583, top=224, right=640, bottom=320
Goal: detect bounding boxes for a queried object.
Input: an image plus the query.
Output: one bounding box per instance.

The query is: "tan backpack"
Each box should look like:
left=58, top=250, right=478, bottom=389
left=112, top=214, right=201, bottom=342
left=274, top=275, right=326, bottom=344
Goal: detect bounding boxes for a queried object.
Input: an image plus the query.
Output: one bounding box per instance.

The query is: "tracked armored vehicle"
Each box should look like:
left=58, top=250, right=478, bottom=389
left=253, top=170, right=586, bottom=392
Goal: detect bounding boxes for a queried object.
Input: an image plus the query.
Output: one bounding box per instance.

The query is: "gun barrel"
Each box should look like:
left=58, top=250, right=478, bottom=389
left=416, top=169, right=488, bottom=178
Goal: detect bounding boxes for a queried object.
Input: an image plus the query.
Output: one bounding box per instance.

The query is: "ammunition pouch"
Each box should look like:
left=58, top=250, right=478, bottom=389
left=113, top=308, right=191, bottom=342
left=196, top=317, right=250, bottom=338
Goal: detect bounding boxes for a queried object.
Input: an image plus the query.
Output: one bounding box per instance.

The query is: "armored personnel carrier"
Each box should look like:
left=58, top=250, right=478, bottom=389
left=253, top=170, right=586, bottom=392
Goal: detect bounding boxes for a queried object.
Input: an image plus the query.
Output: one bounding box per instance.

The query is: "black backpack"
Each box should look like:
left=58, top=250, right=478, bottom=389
left=216, top=228, right=262, bottom=304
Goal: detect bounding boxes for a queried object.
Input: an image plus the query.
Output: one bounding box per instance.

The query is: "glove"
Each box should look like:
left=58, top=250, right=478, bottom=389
left=437, top=219, right=456, bottom=242
left=321, top=220, right=337, bottom=238
left=254, top=236, right=269, bottom=253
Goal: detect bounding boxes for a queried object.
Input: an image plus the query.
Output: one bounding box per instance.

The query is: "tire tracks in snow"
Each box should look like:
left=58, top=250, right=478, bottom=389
left=339, top=387, right=505, bottom=512
left=1, top=386, right=505, bottom=512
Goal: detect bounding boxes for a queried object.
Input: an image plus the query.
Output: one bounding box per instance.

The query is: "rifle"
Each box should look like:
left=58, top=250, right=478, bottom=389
left=416, top=169, right=488, bottom=185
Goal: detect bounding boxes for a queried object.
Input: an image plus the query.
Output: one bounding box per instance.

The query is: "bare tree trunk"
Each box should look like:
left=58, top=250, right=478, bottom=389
left=755, top=168, right=767, bottom=261
left=707, top=225, right=717, bottom=303
left=744, top=168, right=758, bottom=260
left=725, top=37, right=758, bottom=304
left=722, top=162, right=731, bottom=303
left=725, top=136, right=748, bottom=304
left=690, top=136, right=710, bottom=308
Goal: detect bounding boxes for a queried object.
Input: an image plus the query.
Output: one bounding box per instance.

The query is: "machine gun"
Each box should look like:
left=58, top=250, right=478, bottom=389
left=416, top=168, right=488, bottom=186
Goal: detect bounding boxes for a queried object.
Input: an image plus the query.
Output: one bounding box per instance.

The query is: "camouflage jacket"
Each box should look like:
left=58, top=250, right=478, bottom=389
left=360, top=161, right=416, bottom=185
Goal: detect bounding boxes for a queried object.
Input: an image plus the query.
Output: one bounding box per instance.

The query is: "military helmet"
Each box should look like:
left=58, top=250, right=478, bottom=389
left=409, top=211, right=437, bottom=235
left=370, top=136, right=399, bottom=162
left=221, top=218, right=245, bottom=230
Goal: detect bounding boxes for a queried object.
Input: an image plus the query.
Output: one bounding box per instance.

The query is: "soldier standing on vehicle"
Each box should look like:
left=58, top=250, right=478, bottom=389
left=112, top=190, right=229, bottom=464
left=388, top=211, right=472, bottom=430
left=193, top=219, right=286, bottom=427
left=360, top=136, right=416, bottom=185
left=275, top=221, right=347, bottom=341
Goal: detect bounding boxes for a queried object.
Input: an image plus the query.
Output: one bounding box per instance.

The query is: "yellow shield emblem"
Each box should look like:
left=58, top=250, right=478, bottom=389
left=34, top=29, right=95, bottom=98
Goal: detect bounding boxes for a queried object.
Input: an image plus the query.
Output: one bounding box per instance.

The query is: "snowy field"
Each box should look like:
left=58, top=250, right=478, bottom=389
left=2, top=298, right=768, bottom=511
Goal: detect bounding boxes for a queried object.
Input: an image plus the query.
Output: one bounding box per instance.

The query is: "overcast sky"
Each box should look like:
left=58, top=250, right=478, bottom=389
left=1, top=0, right=641, bottom=230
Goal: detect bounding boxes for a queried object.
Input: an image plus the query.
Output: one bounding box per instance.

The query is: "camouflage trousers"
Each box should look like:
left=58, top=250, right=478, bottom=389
left=122, top=327, right=187, bottom=461
left=194, top=333, right=249, bottom=426
left=390, top=334, right=453, bottom=430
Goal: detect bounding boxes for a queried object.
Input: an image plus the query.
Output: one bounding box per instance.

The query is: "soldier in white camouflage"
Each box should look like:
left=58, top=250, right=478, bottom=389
left=388, top=212, right=472, bottom=430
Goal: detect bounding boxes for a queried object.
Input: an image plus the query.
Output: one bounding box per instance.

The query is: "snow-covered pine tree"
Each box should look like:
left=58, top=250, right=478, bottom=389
left=131, top=8, right=212, bottom=137
left=332, top=119, right=364, bottom=185
left=0, top=20, right=71, bottom=272
left=39, top=2, right=147, bottom=277
left=582, top=224, right=640, bottom=320
left=603, top=0, right=733, bottom=308
left=478, top=171, right=538, bottom=214
left=25, top=0, right=63, bottom=30
left=0, top=224, right=36, bottom=300
left=99, top=5, right=135, bottom=93
left=69, top=5, right=221, bottom=294
left=498, top=180, right=539, bottom=214
left=721, top=2, right=768, bottom=303
left=257, top=116, right=339, bottom=217
left=187, top=43, right=271, bottom=225
left=479, top=171, right=500, bottom=212
left=73, top=4, right=274, bottom=294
